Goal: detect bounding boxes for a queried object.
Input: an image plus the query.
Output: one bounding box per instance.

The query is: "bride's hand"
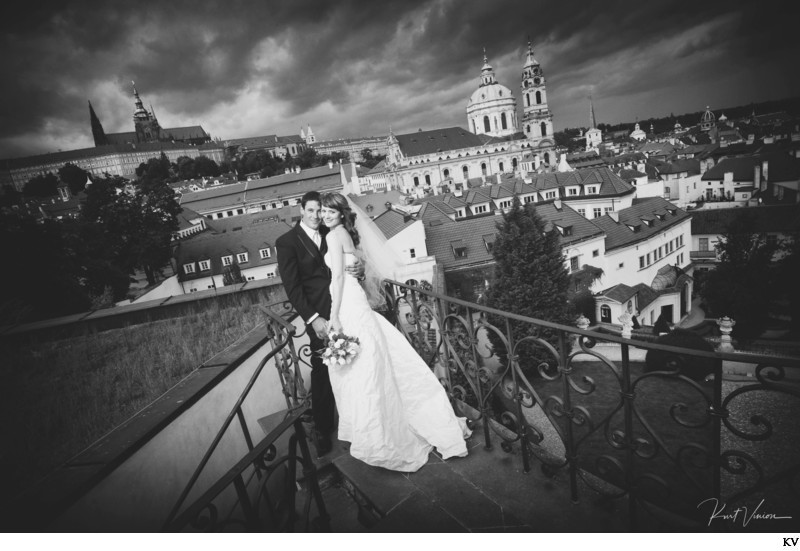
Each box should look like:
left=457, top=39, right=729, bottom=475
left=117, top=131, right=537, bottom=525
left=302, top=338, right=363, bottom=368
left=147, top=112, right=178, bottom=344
left=329, top=317, right=343, bottom=333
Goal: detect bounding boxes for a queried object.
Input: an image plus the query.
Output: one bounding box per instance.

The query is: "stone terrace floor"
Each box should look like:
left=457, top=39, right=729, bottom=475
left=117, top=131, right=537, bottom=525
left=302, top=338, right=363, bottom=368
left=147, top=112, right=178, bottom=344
left=307, top=419, right=638, bottom=533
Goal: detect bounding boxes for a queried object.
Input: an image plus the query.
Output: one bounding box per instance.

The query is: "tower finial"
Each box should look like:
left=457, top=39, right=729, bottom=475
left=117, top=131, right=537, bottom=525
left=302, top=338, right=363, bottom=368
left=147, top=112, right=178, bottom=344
left=483, top=47, right=487, bottom=64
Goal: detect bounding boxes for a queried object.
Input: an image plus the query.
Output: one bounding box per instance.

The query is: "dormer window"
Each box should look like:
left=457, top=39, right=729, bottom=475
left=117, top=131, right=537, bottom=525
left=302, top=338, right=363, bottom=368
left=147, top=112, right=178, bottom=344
left=483, top=234, right=495, bottom=252
left=198, top=260, right=211, bottom=271
left=555, top=224, right=573, bottom=236
left=451, top=240, right=468, bottom=258
left=222, top=255, right=233, bottom=267
left=626, top=224, right=641, bottom=233
left=259, top=248, right=271, bottom=259
left=545, top=191, right=557, bottom=200
left=237, top=252, right=249, bottom=264
left=666, top=207, right=677, bottom=216
left=586, top=186, right=598, bottom=194
left=183, top=263, right=196, bottom=274
left=655, top=213, right=665, bottom=220
left=641, top=218, right=653, bottom=227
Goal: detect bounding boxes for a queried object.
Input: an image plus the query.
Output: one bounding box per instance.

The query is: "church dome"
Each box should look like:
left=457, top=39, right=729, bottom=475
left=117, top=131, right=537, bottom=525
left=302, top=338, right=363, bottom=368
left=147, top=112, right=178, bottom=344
left=468, top=82, right=513, bottom=105
left=701, top=106, right=716, bottom=124
left=466, top=50, right=517, bottom=137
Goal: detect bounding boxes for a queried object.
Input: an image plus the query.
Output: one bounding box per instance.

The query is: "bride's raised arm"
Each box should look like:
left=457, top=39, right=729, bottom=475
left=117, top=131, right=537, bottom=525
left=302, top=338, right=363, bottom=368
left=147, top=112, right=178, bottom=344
left=327, top=227, right=348, bottom=333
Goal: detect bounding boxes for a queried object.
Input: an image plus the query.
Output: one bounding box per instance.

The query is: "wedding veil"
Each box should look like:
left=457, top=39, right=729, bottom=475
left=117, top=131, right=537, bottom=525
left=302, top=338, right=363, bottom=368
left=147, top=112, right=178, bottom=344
left=346, top=195, right=403, bottom=310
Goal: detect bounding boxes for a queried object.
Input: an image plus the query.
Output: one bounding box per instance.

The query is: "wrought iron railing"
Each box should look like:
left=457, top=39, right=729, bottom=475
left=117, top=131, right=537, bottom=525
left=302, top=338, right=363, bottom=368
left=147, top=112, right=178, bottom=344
left=163, top=305, right=327, bottom=532
left=378, top=279, right=800, bottom=531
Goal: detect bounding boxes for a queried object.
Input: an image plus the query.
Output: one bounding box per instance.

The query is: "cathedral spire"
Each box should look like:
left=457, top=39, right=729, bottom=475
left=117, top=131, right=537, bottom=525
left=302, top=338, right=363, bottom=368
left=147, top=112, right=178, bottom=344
left=89, top=100, right=108, bottom=147
left=589, top=96, right=597, bottom=129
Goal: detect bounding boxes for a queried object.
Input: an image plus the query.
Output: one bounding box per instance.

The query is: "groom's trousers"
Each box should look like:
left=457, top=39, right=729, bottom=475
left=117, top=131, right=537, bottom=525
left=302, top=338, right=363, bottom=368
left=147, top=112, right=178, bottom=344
left=308, top=327, right=335, bottom=436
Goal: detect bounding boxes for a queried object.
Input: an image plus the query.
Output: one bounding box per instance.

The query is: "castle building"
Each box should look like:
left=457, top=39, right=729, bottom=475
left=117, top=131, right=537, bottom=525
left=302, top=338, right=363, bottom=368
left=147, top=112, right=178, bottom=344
left=1, top=83, right=220, bottom=191
left=92, top=83, right=213, bottom=147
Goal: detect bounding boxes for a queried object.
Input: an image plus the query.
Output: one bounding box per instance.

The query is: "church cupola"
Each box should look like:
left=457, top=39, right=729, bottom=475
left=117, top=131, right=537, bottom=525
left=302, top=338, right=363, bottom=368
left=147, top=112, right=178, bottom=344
left=466, top=48, right=517, bottom=137
left=520, top=40, right=553, bottom=144
left=700, top=105, right=716, bottom=132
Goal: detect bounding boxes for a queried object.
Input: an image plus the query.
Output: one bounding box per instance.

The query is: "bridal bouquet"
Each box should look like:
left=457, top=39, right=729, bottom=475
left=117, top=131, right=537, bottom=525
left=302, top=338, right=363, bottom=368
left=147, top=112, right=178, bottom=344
left=320, top=331, right=361, bottom=367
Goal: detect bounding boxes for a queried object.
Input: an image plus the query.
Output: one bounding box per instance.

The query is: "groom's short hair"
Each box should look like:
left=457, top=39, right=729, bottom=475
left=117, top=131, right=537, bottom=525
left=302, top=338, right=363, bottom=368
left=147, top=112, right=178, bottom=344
left=301, top=191, right=321, bottom=208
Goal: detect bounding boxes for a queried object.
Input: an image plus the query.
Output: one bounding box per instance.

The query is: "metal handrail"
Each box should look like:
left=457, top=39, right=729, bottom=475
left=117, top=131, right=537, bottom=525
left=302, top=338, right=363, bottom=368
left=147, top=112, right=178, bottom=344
left=379, top=278, right=800, bottom=530
left=162, top=305, right=306, bottom=530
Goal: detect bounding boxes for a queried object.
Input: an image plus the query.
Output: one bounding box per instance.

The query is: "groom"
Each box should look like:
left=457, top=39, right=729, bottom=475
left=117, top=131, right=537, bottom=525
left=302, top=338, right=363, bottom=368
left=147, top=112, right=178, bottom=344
left=276, top=191, right=363, bottom=456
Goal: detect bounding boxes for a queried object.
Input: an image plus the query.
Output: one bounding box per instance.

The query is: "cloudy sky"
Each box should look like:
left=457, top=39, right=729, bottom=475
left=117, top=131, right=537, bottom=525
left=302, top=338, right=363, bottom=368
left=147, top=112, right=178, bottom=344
left=1, top=0, right=797, bottom=159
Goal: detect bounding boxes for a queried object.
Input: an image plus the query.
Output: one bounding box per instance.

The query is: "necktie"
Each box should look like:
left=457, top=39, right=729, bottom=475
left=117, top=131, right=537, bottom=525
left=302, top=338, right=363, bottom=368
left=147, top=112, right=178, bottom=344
left=312, top=230, right=321, bottom=249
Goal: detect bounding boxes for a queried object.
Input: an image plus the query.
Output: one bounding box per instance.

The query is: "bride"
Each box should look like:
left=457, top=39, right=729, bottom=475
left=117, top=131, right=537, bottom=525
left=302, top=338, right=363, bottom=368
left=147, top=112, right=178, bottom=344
left=319, top=191, right=471, bottom=472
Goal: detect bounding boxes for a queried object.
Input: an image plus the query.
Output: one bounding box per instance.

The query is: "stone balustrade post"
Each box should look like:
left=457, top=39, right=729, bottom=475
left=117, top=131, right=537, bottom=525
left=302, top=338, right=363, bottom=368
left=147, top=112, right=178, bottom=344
left=619, top=311, right=633, bottom=339
left=717, top=316, right=736, bottom=352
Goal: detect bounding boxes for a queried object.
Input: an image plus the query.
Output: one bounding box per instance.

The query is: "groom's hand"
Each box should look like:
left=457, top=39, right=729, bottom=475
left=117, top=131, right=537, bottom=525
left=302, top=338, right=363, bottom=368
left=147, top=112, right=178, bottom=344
left=345, top=258, right=366, bottom=281
left=311, top=317, right=328, bottom=339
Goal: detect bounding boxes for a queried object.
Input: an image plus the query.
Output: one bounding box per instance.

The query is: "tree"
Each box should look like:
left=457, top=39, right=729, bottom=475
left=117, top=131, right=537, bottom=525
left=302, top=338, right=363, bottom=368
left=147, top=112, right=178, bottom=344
left=23, top=173, right=58, bottom=198
left=193, top=155, right=220, bottom=178
left=0, top=209, right=90, bottom=323
left=174, top=156, right=196, bottom=181
left=699, top=211, right=778, bottom=340
left=485, top=197, right=573, bottom=378
left=223, top=263, right=245, bottom=286
left=57, top=163, right=89, bottom=195
left=0, top=185, right=22, bottom=208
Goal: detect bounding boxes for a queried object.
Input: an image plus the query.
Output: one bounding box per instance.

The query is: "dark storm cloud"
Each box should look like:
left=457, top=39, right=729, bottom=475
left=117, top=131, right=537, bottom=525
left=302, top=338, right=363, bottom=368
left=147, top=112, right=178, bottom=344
left=1, top=0, right=797, bottom=158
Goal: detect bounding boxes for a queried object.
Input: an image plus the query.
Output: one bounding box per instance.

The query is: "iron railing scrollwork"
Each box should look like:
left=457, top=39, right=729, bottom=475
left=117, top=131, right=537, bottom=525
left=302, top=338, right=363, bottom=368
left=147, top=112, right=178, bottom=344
left=163, top=305, right=327, bottom=532
left=379, top=279, right=800, bottom=531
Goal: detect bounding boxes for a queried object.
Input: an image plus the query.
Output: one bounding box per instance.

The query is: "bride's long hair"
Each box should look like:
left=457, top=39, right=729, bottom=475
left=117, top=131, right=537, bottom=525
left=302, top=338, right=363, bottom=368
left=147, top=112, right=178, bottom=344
left=321, top=192, right=360, bottom=247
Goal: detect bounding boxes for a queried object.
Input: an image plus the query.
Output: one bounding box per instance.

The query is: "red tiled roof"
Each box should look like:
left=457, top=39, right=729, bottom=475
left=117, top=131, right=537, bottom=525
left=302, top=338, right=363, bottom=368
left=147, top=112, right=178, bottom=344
left=591, top=197, right=690, bottom=251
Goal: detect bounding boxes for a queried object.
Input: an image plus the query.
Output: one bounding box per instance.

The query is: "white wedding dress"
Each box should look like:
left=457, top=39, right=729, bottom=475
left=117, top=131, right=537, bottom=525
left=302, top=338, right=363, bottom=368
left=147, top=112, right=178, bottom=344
left=325, top=251, right=471, bottom=472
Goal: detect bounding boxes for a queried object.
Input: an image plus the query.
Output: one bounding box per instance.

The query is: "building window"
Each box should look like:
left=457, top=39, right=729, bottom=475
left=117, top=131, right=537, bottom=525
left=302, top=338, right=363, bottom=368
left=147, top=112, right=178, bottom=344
left=618, top=262, right=624, bottom=269
left=499, top=161, right=504, bottom=172
left=227, top=211, right=233, bottom=217
left=474, top=205, right=487, bottom=214
left=222, top=255, right=233, bottom=267
left=577, top=208, right=586, bottom=217
left=545, top=191, right=557, bottom=200
left=183, top=263, right=196, bottom=274
left=604, top=207, right=612, bottom=214
left=259, top=248, right=271, bottom=259
left=639, top=256, right=645, bottom=269
left=483, top=116, right=490, bottom=133
left=237, top=208, right=244, bottom=215
left=199, top=260, right=211, bottom=271
left=586, top=186, right=598, bottom=194
left=455, top=209, right=464, bottom=218
left=523, top=195, right=535, bottom=204
left=462, top=166, right=469, bottom=180
left=593, top=208, right=602, bottom=218
left=592, top=250, right=599, bottom=257
left=665, top=187, right=670, bottom=194
left=410, top=248, right=416, bottom=259
left=216, top=213, right=224, bottom=219
left=501, top=112, right=508, bottom=130
left=425, top=174, right=431, bottom=186
left=646, top=253, right=651, bottom=265
left=570, top=257, right=579, bottom=272
left=413, top=176, right=419, bottom=187
left=237, top=252, right=249, bottom=264
left=568, top=188, right=577, bottom=196
left=266, top=273, right=276, bottom=279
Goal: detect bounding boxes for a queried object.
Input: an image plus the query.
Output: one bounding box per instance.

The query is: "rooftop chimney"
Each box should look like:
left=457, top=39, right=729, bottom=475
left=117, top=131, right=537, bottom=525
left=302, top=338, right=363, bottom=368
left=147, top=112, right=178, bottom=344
left=609, top=211, right=620, bottom=223
left=553, top=199, right=562, bottom=210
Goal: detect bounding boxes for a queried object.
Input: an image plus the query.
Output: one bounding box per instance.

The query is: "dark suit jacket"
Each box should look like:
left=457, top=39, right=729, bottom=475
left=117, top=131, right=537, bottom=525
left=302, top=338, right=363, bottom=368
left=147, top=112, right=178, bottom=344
left=276, top=222, right=331, bottom=323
